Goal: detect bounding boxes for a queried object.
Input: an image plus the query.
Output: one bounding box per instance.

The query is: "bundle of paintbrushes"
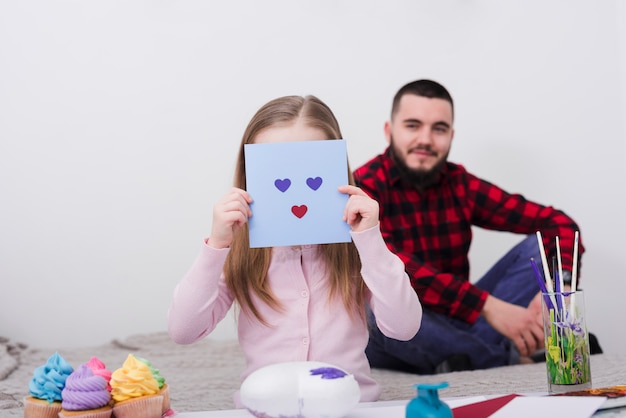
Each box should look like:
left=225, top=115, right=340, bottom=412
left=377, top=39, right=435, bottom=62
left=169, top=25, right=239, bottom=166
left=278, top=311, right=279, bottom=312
left=531, top=231, right=591, bottom=392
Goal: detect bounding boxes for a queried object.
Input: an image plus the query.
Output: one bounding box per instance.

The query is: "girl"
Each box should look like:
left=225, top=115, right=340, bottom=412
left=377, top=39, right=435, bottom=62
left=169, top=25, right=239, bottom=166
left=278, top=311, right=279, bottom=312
left=167, top=95, right=422, bottom=406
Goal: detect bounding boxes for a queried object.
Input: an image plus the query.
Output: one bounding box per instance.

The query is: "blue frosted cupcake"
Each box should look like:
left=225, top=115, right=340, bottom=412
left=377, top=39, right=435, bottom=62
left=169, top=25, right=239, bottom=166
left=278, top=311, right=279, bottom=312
left=24, top=352, right=73, bottom=418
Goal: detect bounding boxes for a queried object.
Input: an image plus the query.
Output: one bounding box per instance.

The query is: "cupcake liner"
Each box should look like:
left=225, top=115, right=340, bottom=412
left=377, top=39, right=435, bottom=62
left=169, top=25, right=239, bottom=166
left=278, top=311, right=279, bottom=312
left=159, top=384, right=171, bottom=414
left=112, top=394, right=163, bottom=418
left=57, top=405, right=112, bottom=418
left=23, top=397, right=62, bottom=418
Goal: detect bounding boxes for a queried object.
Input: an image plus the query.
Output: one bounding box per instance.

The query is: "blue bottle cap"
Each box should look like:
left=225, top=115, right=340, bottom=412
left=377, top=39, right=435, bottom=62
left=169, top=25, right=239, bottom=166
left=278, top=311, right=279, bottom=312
left=406, top=382, right=453, bottom=418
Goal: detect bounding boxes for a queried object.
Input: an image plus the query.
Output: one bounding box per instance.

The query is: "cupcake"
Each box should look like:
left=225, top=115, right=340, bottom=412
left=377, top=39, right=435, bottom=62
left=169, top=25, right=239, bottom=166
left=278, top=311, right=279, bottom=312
left=24, top=352, right=73, bottom=418
left=136, top=355, right=171, bottom=415
left=58, top=364, right=112, bottom=418
left=109, top=354, right=163, bottom=418
left=85, top=356, right=112, bottom=392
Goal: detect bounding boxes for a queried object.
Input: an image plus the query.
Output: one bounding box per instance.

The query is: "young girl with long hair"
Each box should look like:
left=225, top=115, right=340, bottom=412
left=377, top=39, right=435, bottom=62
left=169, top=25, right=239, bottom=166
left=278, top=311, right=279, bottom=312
left=168, top=95, right=422, bottom=406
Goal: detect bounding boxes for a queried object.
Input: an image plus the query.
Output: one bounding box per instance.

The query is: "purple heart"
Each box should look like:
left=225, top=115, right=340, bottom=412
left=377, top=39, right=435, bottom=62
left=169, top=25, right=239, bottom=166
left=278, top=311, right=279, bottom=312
left=306, top=177, right=322, bottom=191
left=274, top=178, right=291, bottom=192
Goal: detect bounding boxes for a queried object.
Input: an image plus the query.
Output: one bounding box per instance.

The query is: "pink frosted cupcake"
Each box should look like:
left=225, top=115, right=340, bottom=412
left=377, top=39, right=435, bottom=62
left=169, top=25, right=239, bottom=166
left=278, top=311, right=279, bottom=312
left=110, top=354, right=162, bottom=418
left=58, top=364, right=112, bottom=418
left=23, top=352, right=73, bottom=418
left=85, top=356, right=112, bottom=392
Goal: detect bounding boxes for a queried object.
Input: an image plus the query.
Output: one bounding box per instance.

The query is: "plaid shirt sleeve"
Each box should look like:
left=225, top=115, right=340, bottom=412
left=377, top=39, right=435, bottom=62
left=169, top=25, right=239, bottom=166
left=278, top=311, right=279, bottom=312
left=354, top=151, right=584, bottom=324
left=467, top=173, right=584, bottom=278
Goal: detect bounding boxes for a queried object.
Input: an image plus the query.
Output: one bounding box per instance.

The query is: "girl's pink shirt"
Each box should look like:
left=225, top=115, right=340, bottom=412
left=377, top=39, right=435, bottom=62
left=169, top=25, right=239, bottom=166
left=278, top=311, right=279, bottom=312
left=168, top=224, right=422, bottom=406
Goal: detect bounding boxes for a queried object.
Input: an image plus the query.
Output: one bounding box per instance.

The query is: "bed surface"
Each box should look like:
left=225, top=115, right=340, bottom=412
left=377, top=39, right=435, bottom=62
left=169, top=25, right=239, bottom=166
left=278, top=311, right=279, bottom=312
left=1, top=332, right=623, bottom=416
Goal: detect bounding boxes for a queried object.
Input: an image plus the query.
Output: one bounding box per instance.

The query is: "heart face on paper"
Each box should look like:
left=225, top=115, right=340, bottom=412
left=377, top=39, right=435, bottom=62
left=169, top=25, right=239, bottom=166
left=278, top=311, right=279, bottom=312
left=291, top=205, right=308, bottom=218
left=306, top=177, right=323, bottom=191
left=274, top=178, right=291, bottom=192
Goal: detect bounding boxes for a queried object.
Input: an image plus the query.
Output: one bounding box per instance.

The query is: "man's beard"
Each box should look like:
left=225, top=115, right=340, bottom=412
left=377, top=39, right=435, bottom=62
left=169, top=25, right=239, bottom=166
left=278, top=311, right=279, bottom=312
left=389, top=139, right=448, bottom=192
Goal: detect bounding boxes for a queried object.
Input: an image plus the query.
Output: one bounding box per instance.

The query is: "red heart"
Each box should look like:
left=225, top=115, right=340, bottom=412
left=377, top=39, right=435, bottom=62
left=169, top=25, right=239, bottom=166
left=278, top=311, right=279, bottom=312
left=291, top=205, right=308, bottom=218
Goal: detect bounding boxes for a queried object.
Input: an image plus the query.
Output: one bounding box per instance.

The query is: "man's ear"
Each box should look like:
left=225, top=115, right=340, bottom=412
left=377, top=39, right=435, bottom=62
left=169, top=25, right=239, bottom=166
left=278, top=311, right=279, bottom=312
left=384, top=121, right=392, bottom=144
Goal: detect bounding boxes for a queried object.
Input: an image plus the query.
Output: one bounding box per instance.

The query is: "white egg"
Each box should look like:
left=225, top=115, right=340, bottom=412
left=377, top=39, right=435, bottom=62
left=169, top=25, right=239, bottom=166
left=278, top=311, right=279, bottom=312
left=240, top=361, right=361, bottom=418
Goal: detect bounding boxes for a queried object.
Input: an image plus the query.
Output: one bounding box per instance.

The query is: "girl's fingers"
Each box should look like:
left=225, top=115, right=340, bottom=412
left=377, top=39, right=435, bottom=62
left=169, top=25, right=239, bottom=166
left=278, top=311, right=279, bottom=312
left=218, top=188, right=252, bottom=217
left=211, top=188, right=253, bottom=243
left=338, top=184, right=367, bottom=197
left=342, top=194, right=379, bottom=232
left=227, top=189, right=253, bottom=215
left=219, top=198, right=251, bottom=219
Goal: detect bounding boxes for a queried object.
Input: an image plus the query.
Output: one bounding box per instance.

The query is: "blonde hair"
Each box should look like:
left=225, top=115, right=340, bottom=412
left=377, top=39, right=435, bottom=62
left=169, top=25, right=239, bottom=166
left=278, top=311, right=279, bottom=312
left=223, top=95, right=367, bottom=325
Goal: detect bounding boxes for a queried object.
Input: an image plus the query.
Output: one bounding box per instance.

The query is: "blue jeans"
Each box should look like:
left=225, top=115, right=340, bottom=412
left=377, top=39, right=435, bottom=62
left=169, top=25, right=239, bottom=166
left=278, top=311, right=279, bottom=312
left=366, top=235, right=542, bottom=373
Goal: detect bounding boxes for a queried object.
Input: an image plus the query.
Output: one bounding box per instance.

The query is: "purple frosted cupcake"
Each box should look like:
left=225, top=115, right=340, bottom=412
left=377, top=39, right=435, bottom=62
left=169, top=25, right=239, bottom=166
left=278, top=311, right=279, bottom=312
left=58, top=364, right=112, bottom=418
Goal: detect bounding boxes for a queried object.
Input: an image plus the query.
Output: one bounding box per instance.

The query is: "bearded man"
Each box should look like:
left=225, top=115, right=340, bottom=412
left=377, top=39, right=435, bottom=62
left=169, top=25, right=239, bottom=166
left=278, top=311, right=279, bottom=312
left=354, top=79, right=596, bottom=373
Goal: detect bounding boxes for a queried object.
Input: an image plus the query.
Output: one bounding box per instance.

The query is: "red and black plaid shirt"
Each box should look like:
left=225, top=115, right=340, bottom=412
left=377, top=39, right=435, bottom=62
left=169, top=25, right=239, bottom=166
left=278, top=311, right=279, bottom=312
left=354, top=147, right=583, bottom=324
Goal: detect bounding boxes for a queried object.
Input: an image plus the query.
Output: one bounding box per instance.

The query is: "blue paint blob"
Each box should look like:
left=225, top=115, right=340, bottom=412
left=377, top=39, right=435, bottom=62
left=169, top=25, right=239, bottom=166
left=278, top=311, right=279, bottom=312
left=309, top=367, right=347, bottom=380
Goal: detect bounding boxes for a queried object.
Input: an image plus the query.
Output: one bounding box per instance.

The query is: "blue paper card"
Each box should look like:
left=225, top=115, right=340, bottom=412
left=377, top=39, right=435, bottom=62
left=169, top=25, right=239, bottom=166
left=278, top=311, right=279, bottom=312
left=244, top=140, right=351, bottom=248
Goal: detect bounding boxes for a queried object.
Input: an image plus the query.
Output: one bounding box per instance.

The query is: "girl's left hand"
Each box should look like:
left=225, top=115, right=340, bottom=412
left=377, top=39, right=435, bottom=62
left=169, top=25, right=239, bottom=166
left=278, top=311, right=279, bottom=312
left=338, top=185, right=379, bottom=232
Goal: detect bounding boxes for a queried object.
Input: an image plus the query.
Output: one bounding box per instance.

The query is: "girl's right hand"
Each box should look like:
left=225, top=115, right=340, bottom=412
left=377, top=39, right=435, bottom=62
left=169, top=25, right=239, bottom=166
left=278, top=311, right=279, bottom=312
left=209, top=187, right=253, bottom=249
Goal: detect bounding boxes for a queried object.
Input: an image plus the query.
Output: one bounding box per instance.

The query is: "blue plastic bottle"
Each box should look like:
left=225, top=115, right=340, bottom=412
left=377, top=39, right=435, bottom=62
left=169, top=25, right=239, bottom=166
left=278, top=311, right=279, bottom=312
left=406, top=382, right=453, bottom=418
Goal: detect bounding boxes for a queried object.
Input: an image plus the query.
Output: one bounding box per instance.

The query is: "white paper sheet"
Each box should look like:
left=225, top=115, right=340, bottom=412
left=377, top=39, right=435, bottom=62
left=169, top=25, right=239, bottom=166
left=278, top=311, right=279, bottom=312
left=490, top=396, right=607, bottom=418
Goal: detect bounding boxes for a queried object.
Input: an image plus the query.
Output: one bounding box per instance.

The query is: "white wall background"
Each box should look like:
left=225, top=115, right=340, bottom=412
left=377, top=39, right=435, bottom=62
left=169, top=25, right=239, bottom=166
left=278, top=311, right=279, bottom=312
left=1, top=1, right=625, bottom=357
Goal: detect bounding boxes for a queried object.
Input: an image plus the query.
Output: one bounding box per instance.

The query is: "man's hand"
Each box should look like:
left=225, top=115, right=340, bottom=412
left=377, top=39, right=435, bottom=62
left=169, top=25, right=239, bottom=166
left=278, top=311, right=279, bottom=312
left=481, top=293, right=545, bottom=357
